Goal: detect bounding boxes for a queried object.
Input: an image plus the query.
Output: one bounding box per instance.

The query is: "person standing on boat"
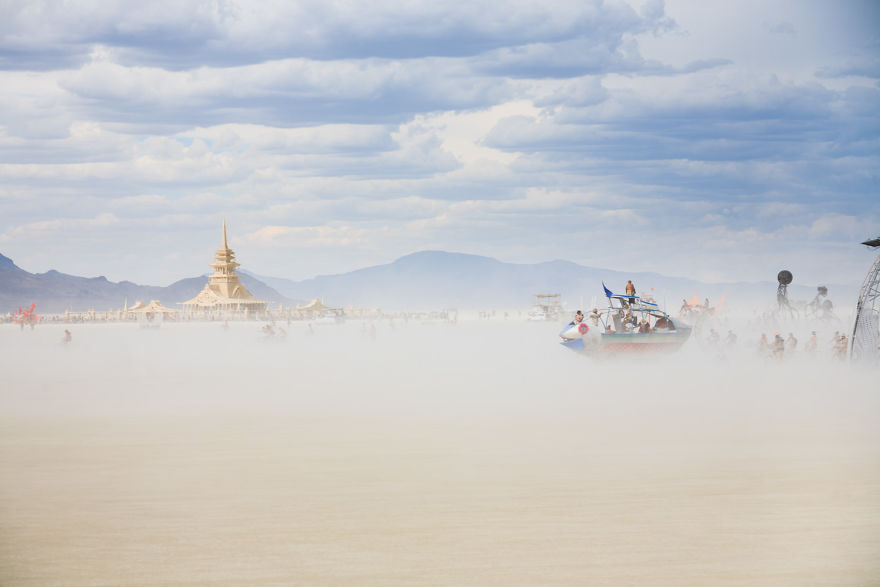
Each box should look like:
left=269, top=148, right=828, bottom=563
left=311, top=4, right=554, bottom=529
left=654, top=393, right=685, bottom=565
left=625, top=280, right=636, bottom=304
left=588, top=308, right=601, bottom=326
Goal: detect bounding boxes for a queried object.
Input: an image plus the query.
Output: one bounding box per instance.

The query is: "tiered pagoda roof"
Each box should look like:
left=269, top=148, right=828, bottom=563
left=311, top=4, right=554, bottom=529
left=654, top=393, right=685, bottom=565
left=181, top=221, right=268, bottom=315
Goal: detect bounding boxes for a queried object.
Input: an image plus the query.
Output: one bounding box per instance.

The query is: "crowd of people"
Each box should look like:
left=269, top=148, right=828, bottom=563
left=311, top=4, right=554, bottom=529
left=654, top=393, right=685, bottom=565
left=752, top=330, right=849, bottom=360
left=563, top=279, right=864, bottom=362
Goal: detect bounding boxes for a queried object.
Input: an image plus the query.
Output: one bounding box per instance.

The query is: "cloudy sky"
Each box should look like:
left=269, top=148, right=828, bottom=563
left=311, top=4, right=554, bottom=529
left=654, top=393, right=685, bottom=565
left=0, top=0, right=877, bottom=288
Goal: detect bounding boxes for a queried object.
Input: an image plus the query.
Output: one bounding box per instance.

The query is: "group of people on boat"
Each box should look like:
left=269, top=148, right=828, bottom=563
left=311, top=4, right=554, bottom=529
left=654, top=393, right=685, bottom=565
left=608, top=307, right=675, bottom=334
left=569, top=309, right=602, bottom=327
left=558, top=279, right=693, bottom=355
left=567, top=279, right=677, bottom=336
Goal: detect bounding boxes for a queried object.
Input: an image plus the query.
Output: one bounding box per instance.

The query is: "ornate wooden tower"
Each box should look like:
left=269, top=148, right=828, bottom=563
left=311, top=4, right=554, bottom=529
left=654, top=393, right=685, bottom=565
left=181, top=220, right=268, bottom=317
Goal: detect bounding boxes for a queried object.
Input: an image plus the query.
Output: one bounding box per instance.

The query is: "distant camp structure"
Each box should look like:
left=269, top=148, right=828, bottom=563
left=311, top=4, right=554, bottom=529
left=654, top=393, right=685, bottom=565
left=181, top=221, right=268, bottom=318
left=851, top=235, right=880, bottom=363
left=127, top=299, right=179, bottom=326
left=528, top=293, right=564, bottom=321
left=294, top=298, right=345, bottom=322
left=127, top=299, right=178, bottom=316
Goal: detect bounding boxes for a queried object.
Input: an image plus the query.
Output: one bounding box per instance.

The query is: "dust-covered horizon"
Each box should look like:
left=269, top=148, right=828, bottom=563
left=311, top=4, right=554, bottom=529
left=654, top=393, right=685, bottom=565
left=1, top=313, right=878, bottom=585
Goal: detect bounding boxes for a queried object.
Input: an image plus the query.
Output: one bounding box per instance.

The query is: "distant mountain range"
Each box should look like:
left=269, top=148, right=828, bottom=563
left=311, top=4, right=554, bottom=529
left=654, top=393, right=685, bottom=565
left=247, top=250, right=857, bottom=311
left=0, top=250, right=859, bottom=314
left=0, top=252, right=290, bottom=314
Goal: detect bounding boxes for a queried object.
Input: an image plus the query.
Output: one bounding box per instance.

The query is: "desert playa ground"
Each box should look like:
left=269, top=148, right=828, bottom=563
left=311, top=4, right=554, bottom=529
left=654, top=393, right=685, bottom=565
left=1, top=319, right=878, bottom=585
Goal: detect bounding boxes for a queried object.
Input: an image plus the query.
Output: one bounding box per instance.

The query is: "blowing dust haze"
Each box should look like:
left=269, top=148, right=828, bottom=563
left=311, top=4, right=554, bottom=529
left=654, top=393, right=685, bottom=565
left=1, top=305, right=878, bottom=585
left=2, top=0, right=878, bottom=583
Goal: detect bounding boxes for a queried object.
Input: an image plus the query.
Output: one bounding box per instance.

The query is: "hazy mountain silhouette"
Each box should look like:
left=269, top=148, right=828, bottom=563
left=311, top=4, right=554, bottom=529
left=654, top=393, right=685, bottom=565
left=246, top=250, right=848, bottom=311
left=1, top=250, right=853, bottom=314
left=0, top=252, right=289, bottom=314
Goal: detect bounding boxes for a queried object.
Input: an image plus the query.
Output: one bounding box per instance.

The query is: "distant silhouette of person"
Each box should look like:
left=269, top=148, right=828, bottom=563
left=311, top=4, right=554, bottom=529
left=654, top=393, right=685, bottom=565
left=805, top=331, right=817, bottom=353
left=758, top=333, right=769, bottom=356
left=834, top=334, right=848, bottom=359
left=773, top=333, right=785, bottom=359
left=62, top=329, right=72, bottom=344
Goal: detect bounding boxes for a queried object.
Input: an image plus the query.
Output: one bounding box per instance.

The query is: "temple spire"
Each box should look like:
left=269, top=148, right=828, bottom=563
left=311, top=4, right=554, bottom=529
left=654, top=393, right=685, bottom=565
left=181, top=220, right=267, bottom=316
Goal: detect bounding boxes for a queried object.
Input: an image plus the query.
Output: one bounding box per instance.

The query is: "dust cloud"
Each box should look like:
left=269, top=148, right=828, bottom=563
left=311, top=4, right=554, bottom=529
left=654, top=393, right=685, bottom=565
left=1, top=316, right=878, bottom=585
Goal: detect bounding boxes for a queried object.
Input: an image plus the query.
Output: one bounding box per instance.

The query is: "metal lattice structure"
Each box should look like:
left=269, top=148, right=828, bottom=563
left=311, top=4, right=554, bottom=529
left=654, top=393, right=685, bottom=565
left=850, top=237, right=880, bottom=363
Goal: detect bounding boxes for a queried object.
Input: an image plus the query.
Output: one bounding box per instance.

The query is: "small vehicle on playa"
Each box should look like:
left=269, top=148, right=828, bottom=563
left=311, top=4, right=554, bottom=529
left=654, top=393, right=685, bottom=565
left=559, top=284, right=692, bottom=354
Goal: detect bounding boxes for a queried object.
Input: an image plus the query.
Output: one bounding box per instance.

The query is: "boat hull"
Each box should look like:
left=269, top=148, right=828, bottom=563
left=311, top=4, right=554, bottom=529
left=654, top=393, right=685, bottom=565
left=561, top=327, right=692, bottom=354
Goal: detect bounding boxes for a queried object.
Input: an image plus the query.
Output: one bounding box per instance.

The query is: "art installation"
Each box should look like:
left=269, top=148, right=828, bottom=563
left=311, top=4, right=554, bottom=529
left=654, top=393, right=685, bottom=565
left=851, top=236, right=880, bottom=363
